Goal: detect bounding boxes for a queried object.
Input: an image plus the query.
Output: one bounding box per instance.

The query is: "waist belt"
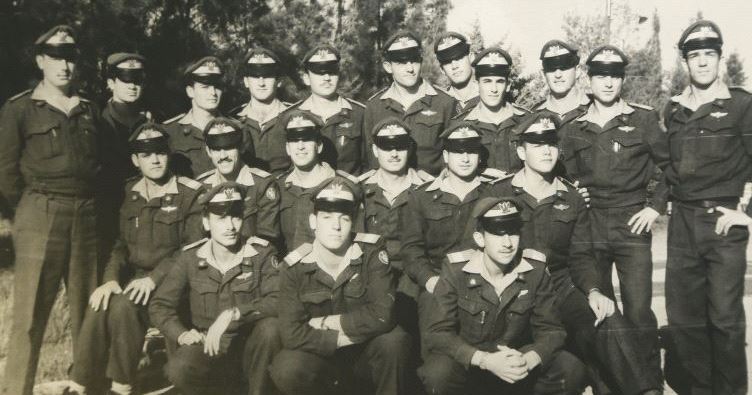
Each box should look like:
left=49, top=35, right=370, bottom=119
left=676, top=197, right=739, bottom=209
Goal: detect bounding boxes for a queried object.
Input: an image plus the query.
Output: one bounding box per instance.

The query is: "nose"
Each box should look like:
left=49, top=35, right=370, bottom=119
left=460, top=152, right=470, bottom=162
left=257, top=78, right=266, bottom=87
left=147, top=153, right=160, bottom=163
left=554, top=69, right=563, bottom=78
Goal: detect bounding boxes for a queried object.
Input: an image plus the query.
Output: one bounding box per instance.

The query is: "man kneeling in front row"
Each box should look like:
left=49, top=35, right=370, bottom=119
left=149, top=182, right=281, bottom=395
left=419, top=197, right=586, bottom=394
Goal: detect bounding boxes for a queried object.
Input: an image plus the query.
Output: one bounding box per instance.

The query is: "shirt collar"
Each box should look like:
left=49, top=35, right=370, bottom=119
left=365, top=168, right=425, bottom=186
left=539, top=89, right=590, bottom=114
left=298, top=95, right=352, bottom=112
left=301, top=240, right=363, bottom=264
left=425, top=169, right=481, bottom=194
left=237, top=98, right=286, bottom=125
left=196, top=240, right=257, bottom=273
left=463, top=102, right=524, bottom=123
left=30, top=81, right=81, bottom=109
left=381, top=79, right=438, bottom=101
left=510, top=169, right=568, bottom=192
left=131, top=175, right=178, bottom=200
left=462, top=250, right=534, bottom=295
left=577, top=99, right=634, bottom=123
left=671, top=80, right=731, bottom=108
left=447, top=80, right=479, bottom=104
left=203, top=165, right=255, bottom=187
left=285, top=162, right=336, bottom=187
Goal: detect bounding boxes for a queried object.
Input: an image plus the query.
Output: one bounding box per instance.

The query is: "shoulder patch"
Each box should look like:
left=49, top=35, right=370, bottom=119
left=183, top=238, right=208, bottom=251
left=368, top=87, right=388, bottom=101
left=163, top=113, right=185, bottom=124
left=280, top=100, right=303, bottom=114
left=522, top=248, right=547, bottom=263
left=447, top=249, right=474, bottom=264
left=249, top=167, right=272, bottom=179
left=628, top=102, right=654, bottom=111
left=416, top=169, right=435, bottom=182
left=177, top=176, right=202, bottom=190
left=196, top=169, right=215, bottom=182
left=345, top=97, right=366, bottom=108
left=335, top=170, right=359, bottom=184
left=8, top=89, right=31, bottom=102
left=284, top=243, right=313, bottom=266
left=354, top=233, right=381, bottom=244
left=247, top=236, right=270, bottom=247
left=358, top=169, right=377, bottom=183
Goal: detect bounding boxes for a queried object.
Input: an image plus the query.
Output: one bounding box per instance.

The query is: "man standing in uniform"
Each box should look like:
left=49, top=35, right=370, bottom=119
left=363, top=31, right=457, bottom=176
left=531, top=40, right=591, bottom=125
left=269, top=177, right=411, bottom=395
left=496, top=114, right=663, bottom=395
left=290, top=44, right=365, bottom=175
left=663, top=20, right=752, bottom=395
left=69, top=123, right=203, bottom=395
left=419, top=197, right=586, bottom=395
left=163, top=56, right=225, bottom=178
left=434, top=32, right=479, bottom=115
left=234, top=47, right=291, bottom=174
left=150, top=182, right=282, bottom=395
left=453, top=47, right=530, bottom=173
left=197, top=117, right=280, bottom=243
left=0, top=25, right=101, bottom=395
left=559, top=45, right=669, bottom=391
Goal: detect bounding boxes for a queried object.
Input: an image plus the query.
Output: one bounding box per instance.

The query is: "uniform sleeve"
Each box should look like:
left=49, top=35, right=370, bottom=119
left=425, top=263, right=480, bottom=367
left=236, top=247, right=280, bottom=326
left=0, top=101, right=24, bottom=209
left=362, top=103, right=378, bottom=171
left=103, top=238, right=129, bottom=284
left=518, top=268, right=566, bottom=365
left=642, top=110, right=671, bottom=213
left=738, top=95, right=752, bottom=158
left=255, top=177, right=281, bottom=241
left=340, top=248, right=396, bottom=339
left=568, top=196, right=601, bottom=293
left=277, top=264, right=339, bottom=356
left=149, top=256, right=191, bottom=342
left=400, top=190, right=437, bottom=288
left=149, top=188, right=203, bottom=286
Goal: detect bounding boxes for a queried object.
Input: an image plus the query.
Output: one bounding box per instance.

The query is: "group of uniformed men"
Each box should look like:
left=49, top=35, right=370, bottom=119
left=0, top=18, right=750, bottom=395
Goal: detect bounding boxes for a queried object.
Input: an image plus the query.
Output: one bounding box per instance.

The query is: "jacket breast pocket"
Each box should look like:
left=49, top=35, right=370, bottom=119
left=154, top=210, right=181, bottom=247
left=190, top=279, right=217, bottom=318
left=424, top=208, right=453, bottom=247
left=565, top=136, right=593, bottom=175
left=335, top=124, right=362, bottom=158
left=77, top=118, right=98, bottom=157
left=696, top=117, right=737, bottom=162
left=610, top=135, right=644, bottom=170
left=458, top=297, right=488, bottom=340
left=24, top=121, right=63, bottom=159
left=232, top=274, right=258, bottom=305
left=412, top=116, right=443, bottom=149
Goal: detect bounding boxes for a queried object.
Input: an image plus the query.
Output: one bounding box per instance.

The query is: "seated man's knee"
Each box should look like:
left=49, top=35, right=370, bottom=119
left=269, top=350, right=320, bottom=394
left=370, top=327, right=411, bottom=360
left=251, top=317, right=281, bottom=344
left=166, top=345, right=209, bottom=388
left=418, top=354, right=464, bottom=395
left=541, top=350, right=587, bottom=395
left=106, top=294, right=139, bottom=323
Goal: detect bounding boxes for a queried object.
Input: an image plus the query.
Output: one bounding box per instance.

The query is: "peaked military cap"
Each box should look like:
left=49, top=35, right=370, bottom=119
left=678, top=20, right=723, bottom=55
left=203, top=117, right=244, bottom=150
left=434, top=32, right=470, bottom=65
left=539, top=39, right=580, bottom=72
left=472, top=47, right=513, bottom=78
left=517, top=113, right=559, bottom=144
left=129, top=123, right=169, bottom=154
left=311, top=176, right=362, bottom=215
left=371, top=117, right=412, bottom=151
left=284, top=111, right=321, bottom=141
left=586, top=45, right=628, bottom=77
left=184, top=56, right=224, bottom=86
left=302, top=44, right=341, bottom=75
left=243, top=47, right=281, bottom=77
left=35, top=25, right=79, bottom=60
left=106, top=53, right=146, bottom=83
left=472, top=197, right=523, bottom=235
left=383, top=31, right=422, bottom=62
left=440, top=123, right=483, bottom=153
left=200, top=181, right=246, bottom=215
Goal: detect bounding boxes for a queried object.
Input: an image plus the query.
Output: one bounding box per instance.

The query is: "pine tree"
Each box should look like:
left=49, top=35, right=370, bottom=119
left=724, top=52, right=747, bottom=87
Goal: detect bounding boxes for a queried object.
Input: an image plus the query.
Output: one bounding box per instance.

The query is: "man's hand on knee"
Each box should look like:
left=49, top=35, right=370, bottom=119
left=89, top=280, right=122, bottom=311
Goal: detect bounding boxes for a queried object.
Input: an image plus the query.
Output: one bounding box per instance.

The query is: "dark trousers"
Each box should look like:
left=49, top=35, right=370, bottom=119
left=3, top=191, right=98, bottom=395
left=418, top=350, right=586, bottom=395
left=589, top=205, right=663, bottom=392
left=270, top=326, right=412, bottom=395
left=166, top=317, right=282, bottom=395
left=71, top=293, right=149, bottom=388
left=555, top=281, right=656, bottom=395
left=665, top=202, right=748, bottom=395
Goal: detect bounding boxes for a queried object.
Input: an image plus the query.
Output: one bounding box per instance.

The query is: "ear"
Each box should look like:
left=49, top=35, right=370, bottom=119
left=442, top=149, right=449, bottom=164
left=186, top=84, right=195, bottom=100
left=131, top=154, right=140, bottom=169
left=472, top=231, right=485, bottom=248
left=243, top=76, right=252, bottom=89
left=35, top=55, right=45, bottom=71
left=516, top=145, right=526, bottom=161
left=383, top=61, right=393, bottom=75
left=309, top=213, right=317, bottom=231
left=302, top=72, right=311, bottom=87
left=275, top=78, right=283, bottom=89
left=285, top=142, right=292, bottom=157
left=106, top=78, right=116, bottom=92
left=205, top=146, right=212, bottom=157
left=202, top=216, right=210, bottom=232
left=371, top=144, right=379, bottom=159
left=316, top=141, right=324, bottom=154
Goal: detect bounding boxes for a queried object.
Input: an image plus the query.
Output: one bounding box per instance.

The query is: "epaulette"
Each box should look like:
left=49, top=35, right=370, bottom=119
left=249, top=167, right=272, bottom=178
left=452, top=106, right=474, bottom=120
left=522, top=248, right=546, bottom=263
left=8, top=89, right=31, bottom=102
left=512, top=103, right=531, bottom=115
left=247, top=236, right=270, bottom=247
left=368, top=87, right=388, bottom=101
left=163, top=113, right=185, bottom=124
left=281, top=101, right=294, bottom=107
left=336, top=170, right=359, bottom=184
left=480, top=168, right=513, bottom=184
left=358, top=169, right=377, bottom=183
left=183, top=238, right=208, bottom=251
left=284, top=243, right=313, bottom=266
left=354, top=232, right=381, bottom=244
left=628, top=102, right=654, bottom=111
left=447, top=249, right=474, bottom=264
left=345, top=97, right=366, bottom=108
left=196, top=169, right=214, bottom=181
left=229, top=104, right=245, bottom=116
left=177, top=176, right=202, bottom=190
left=416, top=169, right=435, bottom=182
left=280, top=99, right=303, bottom=113
left=557, top=176, right=578, bottom=189
left=79, top=97, right=91, bottom=103
left=276, top=168, right=293, bottom=180
left=531, top=99, right=546, bottom=111
left=730, top=86, right=752, bottom=95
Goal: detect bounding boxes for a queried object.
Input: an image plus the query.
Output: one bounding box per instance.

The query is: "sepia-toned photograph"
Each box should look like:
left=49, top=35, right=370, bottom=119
left=1, top=0, right=751, bottom=394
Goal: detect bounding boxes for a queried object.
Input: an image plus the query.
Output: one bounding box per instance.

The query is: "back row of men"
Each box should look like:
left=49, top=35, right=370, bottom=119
left=1, top=19, right=751, bottom=395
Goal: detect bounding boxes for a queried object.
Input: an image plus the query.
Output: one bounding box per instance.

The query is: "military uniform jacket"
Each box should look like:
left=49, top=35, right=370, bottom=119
left=197, top=165, right=280, bottom=241
left=291, top=96, right=365, bottom=175
left=400, top=172, right=505, bottom=288
left=149, top=237, right=279, bottom=343
left=531, top=92, right=591, bottom=128
left=426, top=250, right=565, bottom=368
left=0, top=86, right=101, bottom=207
left=494, top=172, right=600, bottom=294
left=235, top=99, right=290, bottom=174
left=662, top=84, right=752, bottom=201
left=363, top=81, right=457, bottom=176
left=277, top=235, right=395, bottom=357
left=452, top=103, right=530, bottom=172
left=163, top=111, right=215, bottom=178
left=560, top=101, right=671, bottom=212
left=99, top=100, right=151, bottom=196
left=103, top=175, right=203, bottom=285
